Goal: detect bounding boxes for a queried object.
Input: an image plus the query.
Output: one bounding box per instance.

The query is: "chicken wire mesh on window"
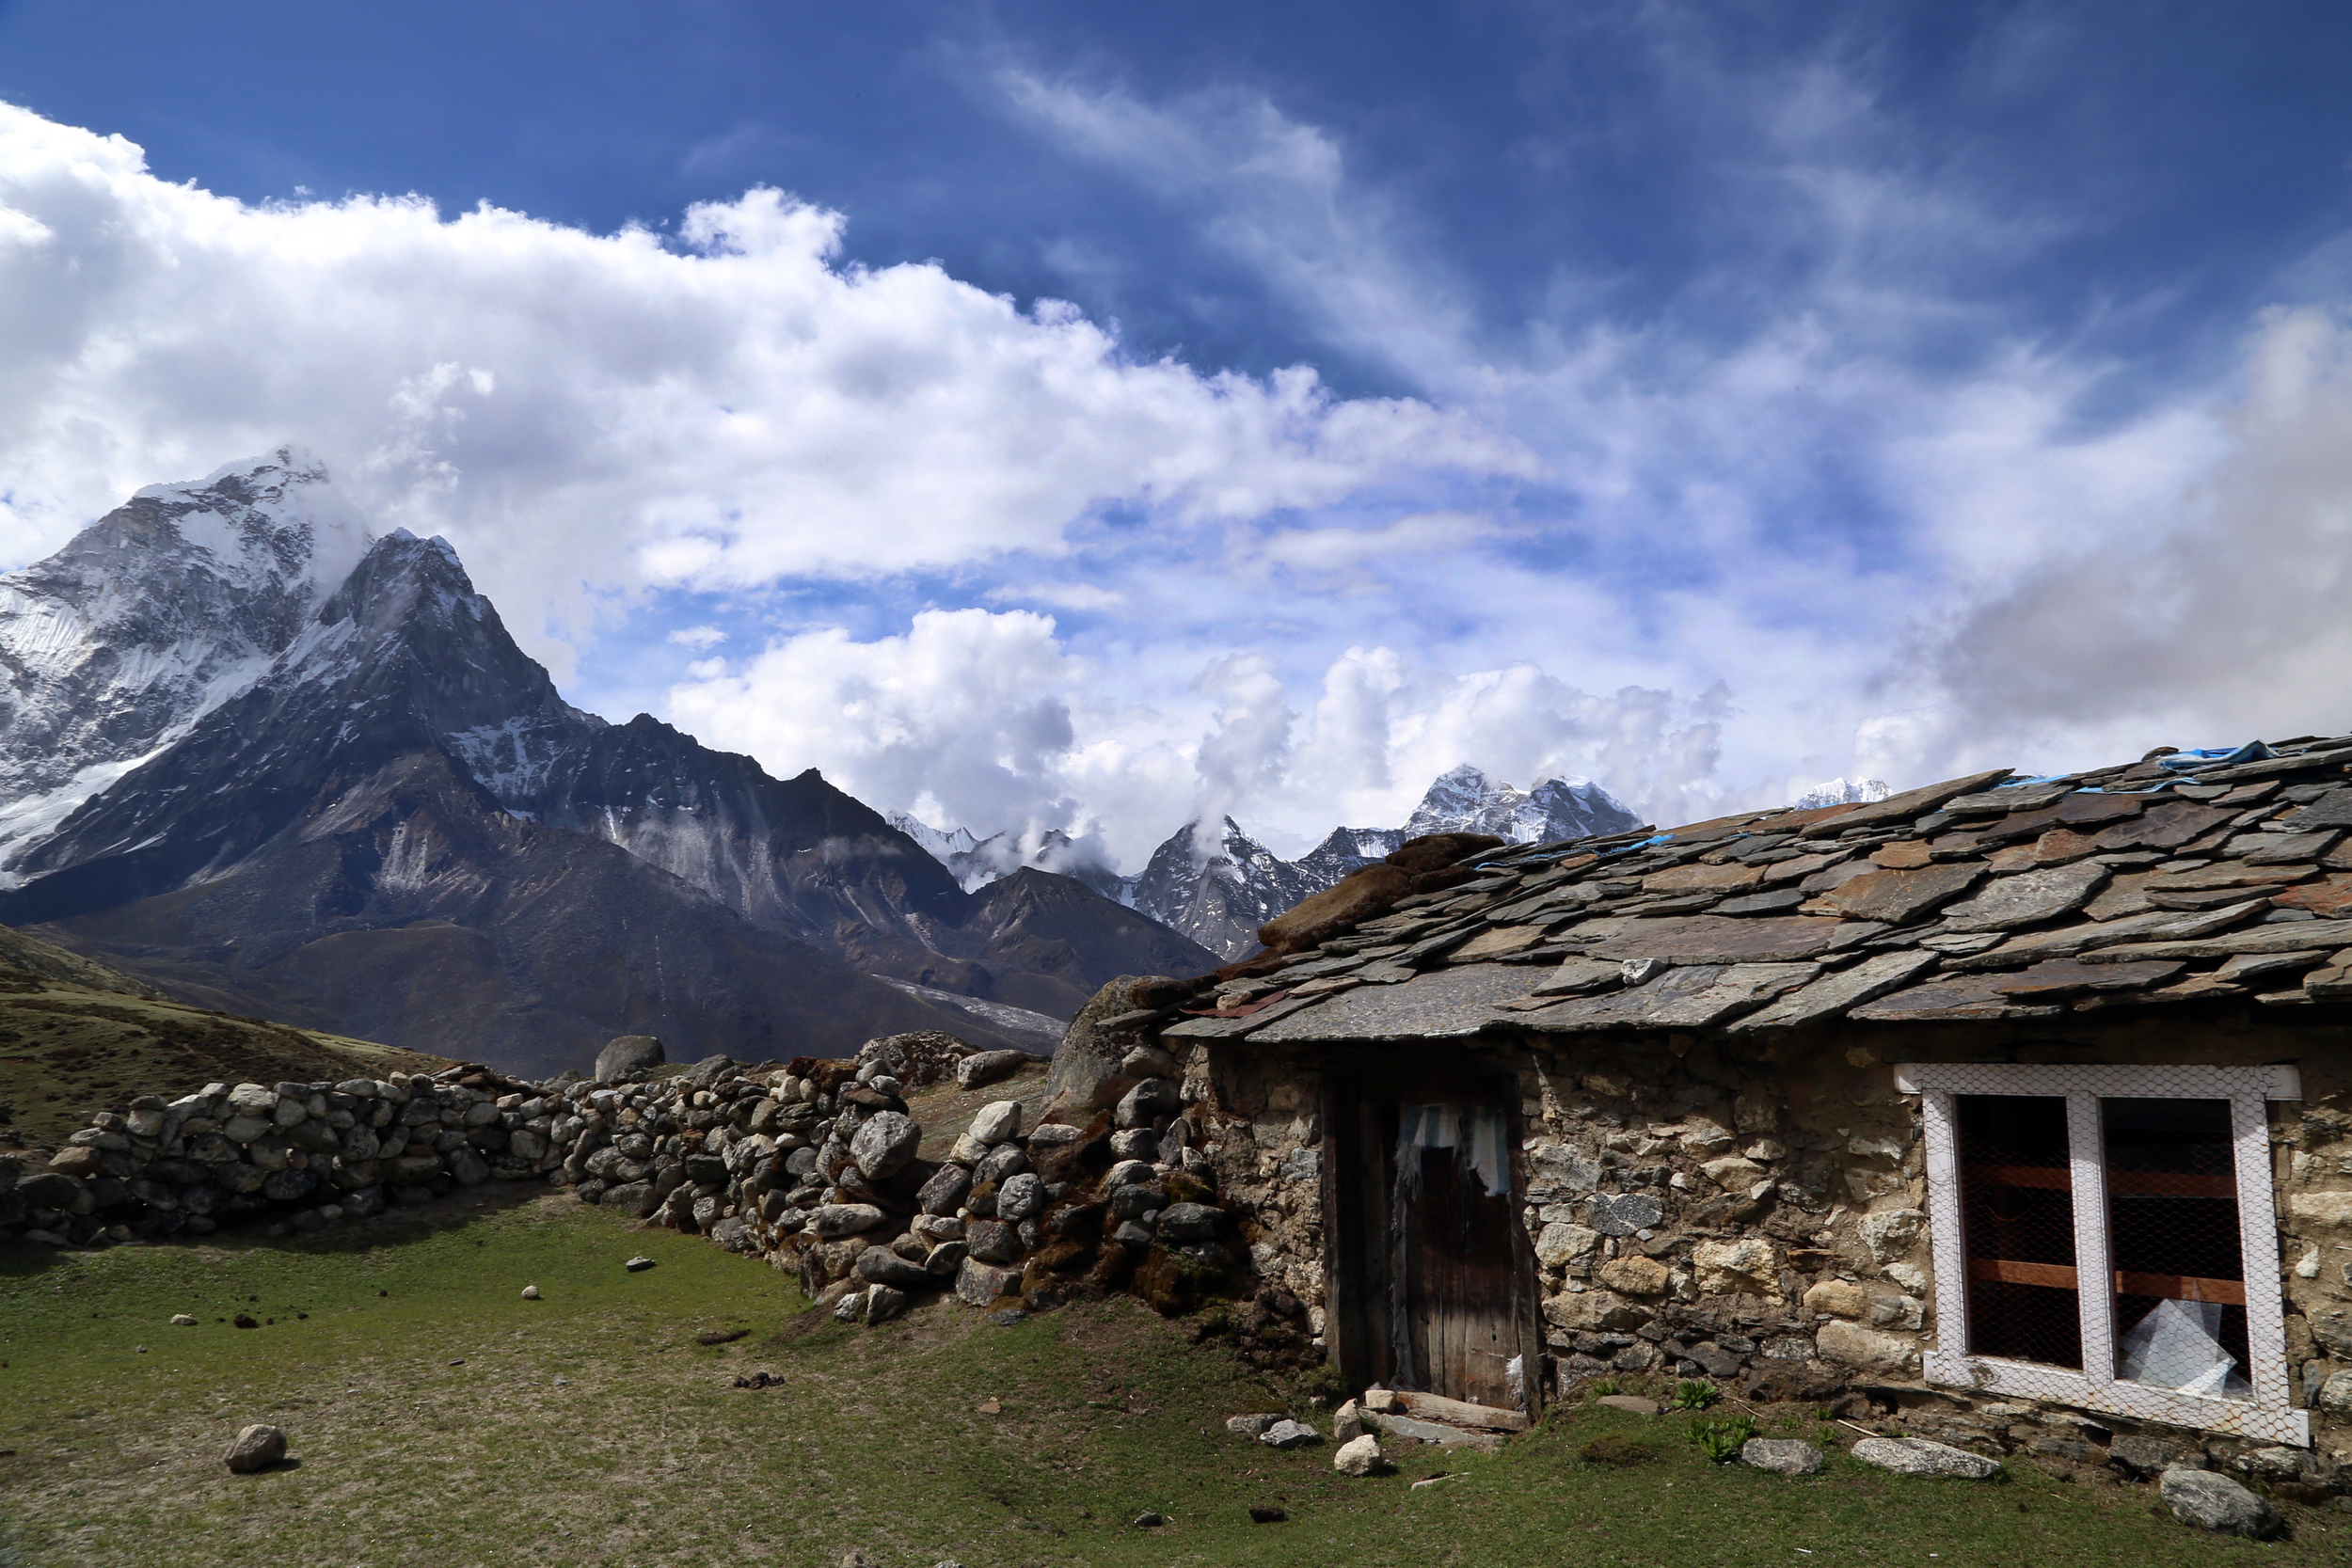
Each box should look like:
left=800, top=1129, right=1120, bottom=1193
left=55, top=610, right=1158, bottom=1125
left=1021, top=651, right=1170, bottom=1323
left=2103, top=1097, right=2252, bottom=1402
left=1956, top=1094, right=2083, bottom=1370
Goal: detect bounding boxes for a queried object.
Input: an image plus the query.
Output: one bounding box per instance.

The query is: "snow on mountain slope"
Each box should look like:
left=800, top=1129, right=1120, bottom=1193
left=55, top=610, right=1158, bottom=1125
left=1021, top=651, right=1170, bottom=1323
left=1127, top=768, right=1645, bottom=960
left=1402, top=764, right=1639, bottom=843
left=1792, top=777, right=1891, bottom=810
left=0, top=448, right=371, bottom=879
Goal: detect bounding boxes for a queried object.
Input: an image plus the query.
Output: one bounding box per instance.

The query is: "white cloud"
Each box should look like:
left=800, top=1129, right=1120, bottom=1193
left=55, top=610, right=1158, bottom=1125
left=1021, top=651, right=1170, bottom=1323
left=666, top=625, right=727, bottom=650
left=0, top=100, right=1529, bottom=663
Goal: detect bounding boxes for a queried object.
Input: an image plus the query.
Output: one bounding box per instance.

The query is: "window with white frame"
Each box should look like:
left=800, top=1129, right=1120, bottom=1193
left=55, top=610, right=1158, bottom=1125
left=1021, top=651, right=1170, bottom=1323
left=1893, top=1062, right=2307, bottom=1448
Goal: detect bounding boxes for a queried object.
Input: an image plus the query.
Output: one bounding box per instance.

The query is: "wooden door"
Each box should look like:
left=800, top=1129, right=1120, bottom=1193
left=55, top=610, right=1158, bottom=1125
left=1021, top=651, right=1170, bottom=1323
left=1323, top=1071, right=1539, bottom=1415
left=1391, top=1100, right=1525, bottom=1408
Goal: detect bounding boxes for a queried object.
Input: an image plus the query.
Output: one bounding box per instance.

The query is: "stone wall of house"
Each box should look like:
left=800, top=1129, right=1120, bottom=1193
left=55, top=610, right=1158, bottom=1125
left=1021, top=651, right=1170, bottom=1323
left=1190, top=1013, right=2352, bottom=1486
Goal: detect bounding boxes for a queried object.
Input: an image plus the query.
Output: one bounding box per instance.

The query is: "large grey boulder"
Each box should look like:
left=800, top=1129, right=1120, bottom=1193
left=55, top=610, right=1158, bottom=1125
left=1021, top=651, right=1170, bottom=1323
left=856, top=1247, right=934, bottom=1291
left=2159, top=1466, right=2284, bottom=1539
left=970, top=1101, right=1023, bottom=1146
left=850, top=1112, right=922, bottom=1180
left=995, top=1172, right=1046, bottom=1223
left=1041, top=975, right=1168, bottom=1117
left=596, top=1036, right=666, bottom=1084
left=1850, top=1436, right=1999, bottom=1479
left=956, top=1050, right=1030, bottom=1092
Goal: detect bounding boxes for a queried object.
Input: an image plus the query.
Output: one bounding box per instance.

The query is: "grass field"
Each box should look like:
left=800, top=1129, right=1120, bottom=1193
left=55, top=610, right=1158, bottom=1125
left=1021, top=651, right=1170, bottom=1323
left=2, top=1192, right=2344, bottom=1568
left=0, top=936, right=450, bottom=1148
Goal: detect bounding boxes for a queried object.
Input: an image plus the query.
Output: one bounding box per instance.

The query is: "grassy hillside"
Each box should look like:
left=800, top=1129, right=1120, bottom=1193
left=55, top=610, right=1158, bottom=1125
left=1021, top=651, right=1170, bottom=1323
left=3, top=1194, right=2343, bottom=1567
left=0, top=926, right=451, bottom=1147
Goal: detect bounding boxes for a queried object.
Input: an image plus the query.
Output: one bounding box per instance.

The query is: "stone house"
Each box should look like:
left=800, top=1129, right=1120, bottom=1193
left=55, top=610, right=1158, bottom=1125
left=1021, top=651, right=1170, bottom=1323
left=1099, top=736, right=2352, bottom=1462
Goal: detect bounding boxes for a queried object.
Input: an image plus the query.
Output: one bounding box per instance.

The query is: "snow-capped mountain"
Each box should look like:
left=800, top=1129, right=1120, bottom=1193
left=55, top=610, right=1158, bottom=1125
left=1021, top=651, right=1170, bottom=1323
left=0, top=449, right=371, bottom=879
left=888, top=814, right=1128, bottom=901
left=1126, top=767, right=1645, bottom=959
left=1793, top=777, right=1891, bottom=810
left=0, top=457, right=1215, bottom=1071
left=1404, top=765, right=1635, bottom=843
left=1125, top=817, right=1323, bottom=961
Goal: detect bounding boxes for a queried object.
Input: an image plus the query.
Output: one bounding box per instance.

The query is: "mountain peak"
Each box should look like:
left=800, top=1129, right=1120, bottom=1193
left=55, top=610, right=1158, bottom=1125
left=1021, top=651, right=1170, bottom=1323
left=0, top=449, right=378, bottom=874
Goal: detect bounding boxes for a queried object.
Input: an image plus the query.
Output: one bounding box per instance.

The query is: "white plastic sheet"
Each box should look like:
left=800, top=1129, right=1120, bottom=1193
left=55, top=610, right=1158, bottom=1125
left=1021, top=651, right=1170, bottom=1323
left=2117, top=1297, right=2250, bottom=1401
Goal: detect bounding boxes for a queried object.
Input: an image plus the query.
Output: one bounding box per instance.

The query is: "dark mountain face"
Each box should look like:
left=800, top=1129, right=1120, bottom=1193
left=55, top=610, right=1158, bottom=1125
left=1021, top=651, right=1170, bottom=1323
left=0, top=506, right=1212, bottom=1072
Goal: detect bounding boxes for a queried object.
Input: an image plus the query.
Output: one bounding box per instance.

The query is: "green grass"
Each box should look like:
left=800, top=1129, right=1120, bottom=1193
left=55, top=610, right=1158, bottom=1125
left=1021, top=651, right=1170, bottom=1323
left=2, top=1194, right=2345, bottom=1566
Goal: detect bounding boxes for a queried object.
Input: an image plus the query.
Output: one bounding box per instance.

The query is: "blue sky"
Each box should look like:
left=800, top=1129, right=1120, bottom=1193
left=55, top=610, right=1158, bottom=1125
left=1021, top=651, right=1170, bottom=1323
left=5, top=2, right=2352, bottom=863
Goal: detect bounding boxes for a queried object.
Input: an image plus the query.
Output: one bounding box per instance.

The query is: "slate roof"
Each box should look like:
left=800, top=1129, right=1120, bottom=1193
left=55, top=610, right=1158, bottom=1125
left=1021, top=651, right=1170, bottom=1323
left=1155, top=736, right=2352, bottom=1046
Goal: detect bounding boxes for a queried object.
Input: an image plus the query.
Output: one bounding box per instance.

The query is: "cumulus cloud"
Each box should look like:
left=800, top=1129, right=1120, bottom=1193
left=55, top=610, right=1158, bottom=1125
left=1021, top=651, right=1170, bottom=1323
left=0, top=101, right=1527, bottom=660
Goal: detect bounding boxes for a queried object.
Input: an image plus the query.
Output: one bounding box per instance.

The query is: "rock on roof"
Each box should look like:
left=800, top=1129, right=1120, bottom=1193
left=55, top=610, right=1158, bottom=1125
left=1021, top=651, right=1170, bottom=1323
left=1149, top=736, right=2352, bottom=1045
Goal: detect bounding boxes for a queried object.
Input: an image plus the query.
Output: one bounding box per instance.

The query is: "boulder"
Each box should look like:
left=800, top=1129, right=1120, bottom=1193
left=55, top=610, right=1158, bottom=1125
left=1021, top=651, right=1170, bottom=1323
left=596, top=1035, right=666, bottom=1084
left=1333, top=1433, right=1387, bottom=1476
left=856, top=1247, right=934, bottom=1291
left=916, top=1163, right=972, bottom=1216
left=995, top=1173, right=1046, bottom=1223
left=969, top=1101, right=1023, bottom=1146
left=1041, top=976, right=1162, bottom=1117
left=954, top=1256, right=1018, bottom=1307
left=1115, top=1077, right=1183, bottom=1130
left=807, top=1203, right=886, bottom=1239
left=850, top=1112, right=922, bottom=1180
left=1227, top=1413, right=1283, bottom=1436
left=45, top=1147, right=100, bottom=1179
left=225, top=1423, right=286, bottom=1473
left=1740, top=1438, right=1823, bottom=1476
left=1850, top=1436, right=1998, bottom=1480
left=956, top=1050, right=1030, bottom=1092
left=965, top=1218, right=1022, bottom=1263
left=1259, top=1418, right=1319, bottom=1449
left=2159, top=1466, right=2284, bottom=1539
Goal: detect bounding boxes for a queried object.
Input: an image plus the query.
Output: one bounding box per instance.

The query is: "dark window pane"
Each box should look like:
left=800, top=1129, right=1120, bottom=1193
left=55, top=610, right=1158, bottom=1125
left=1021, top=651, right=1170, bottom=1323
left=2103, top=1098, right=2249, bottom=1400
left=1956, top=1094, right=2082, bottom=1370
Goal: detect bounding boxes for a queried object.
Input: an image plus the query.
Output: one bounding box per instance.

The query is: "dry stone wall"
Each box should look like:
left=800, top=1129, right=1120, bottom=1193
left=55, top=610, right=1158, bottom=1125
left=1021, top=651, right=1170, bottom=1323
left=0, top=1031, right=1281, bottom=1354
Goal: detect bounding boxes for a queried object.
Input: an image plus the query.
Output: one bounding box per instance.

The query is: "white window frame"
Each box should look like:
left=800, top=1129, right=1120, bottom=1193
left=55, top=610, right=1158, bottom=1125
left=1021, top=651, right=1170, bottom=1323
left=1894, top=1062, right=2306, bottom=1447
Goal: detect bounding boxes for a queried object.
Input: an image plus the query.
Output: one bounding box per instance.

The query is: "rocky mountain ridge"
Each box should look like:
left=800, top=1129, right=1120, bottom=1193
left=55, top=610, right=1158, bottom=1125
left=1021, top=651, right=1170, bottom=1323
left=0, top=455, right=1216, bottom=1073
left=897, top=765, right=1645, bottom=960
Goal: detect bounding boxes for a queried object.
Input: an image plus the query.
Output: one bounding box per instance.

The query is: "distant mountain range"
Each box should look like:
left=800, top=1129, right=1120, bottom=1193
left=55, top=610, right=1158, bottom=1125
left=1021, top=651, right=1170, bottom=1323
left=0, top=451, right=1216, bottom=1076
left=897, top=765, right=1645, bottom=960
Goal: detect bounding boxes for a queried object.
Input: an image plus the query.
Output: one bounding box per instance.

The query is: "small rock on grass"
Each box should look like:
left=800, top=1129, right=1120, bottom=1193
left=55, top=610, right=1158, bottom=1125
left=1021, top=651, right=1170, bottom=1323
left=2159, top=1466, right=2285, bottom=1539
left=1133, top=1511, right=1165, bottom=1528
left=1226, top=1413, right=1282, bottom=1436
left=1334, top=1434, right=1387, bottom=1476
left=225, top=1424, right=286, bottom=1473
left=1741, top=1438, right=1823, bottom=1476
left=521, top=1285, right=540, bottom=1300
left=1850, top=1436, right=1999, bottom=1480
left=169, top=1314, right=197, bottom=1326
left=1259, top=1418, right=1318, bottom=1449
left=1596, top=1394, right=1661, bottom=1416
left=1248, top=1504, right=1287, bottom=1523
left=625, top=1256, right=657, bottom=1272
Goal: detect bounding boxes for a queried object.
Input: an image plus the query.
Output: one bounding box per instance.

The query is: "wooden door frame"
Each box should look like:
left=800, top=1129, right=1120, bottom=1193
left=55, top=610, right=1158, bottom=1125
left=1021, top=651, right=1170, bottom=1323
left=1313, top=1048, right=1544, bottom=1415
